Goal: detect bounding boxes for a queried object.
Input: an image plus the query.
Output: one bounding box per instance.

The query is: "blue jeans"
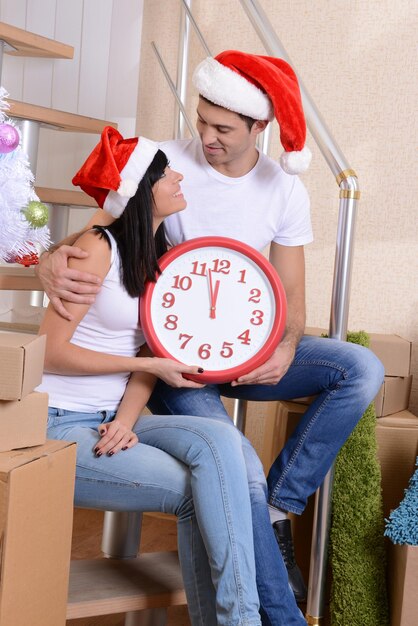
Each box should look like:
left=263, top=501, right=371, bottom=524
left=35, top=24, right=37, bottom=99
left=148, top=335, right=384, bottom=625
left=47, top=408, right=261, bottom=626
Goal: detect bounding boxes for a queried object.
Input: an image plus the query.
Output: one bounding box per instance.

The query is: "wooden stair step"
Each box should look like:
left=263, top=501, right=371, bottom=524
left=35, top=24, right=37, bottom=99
left=67, top=553, right=186, bottom=620
left=36, top=186, right=98, bottom=208
left=9, top=99, right=117, bottom=133
left=0, top=264, right=42, bottom=291
left=0, top=21, right=73, bottom=59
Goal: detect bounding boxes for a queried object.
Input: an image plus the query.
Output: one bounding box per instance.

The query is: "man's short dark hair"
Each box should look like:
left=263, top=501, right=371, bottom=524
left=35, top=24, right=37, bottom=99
left=199, top=95, right=257, bottom=131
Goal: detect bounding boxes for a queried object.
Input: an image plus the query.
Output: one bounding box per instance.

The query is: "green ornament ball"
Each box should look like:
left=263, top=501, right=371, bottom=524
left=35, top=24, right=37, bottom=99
left=23, top=201, right=49, bottom=228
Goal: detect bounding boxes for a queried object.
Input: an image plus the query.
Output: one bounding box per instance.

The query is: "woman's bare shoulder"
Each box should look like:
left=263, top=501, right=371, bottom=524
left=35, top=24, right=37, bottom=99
left=69, top=228, right=112, bottom=277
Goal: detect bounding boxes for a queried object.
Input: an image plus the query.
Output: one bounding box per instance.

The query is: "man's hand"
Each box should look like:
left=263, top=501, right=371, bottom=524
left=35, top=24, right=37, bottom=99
left=37, top=246, right=102, bottom=320
left=231, top=340, right=296, bottom=386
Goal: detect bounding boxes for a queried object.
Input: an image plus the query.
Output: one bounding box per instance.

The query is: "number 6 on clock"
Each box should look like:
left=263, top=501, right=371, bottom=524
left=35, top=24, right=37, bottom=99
left=140, top=236, right=287, bottom=384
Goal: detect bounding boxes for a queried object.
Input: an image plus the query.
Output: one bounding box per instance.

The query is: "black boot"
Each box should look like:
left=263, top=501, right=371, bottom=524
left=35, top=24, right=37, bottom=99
left=272, top=519, right=307, bottom=603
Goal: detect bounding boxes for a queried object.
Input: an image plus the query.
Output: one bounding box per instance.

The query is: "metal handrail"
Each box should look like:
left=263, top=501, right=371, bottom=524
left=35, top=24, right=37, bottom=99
left=174, top=0, right=193, bottom=139
left=180, top=0, right=212, bottom=56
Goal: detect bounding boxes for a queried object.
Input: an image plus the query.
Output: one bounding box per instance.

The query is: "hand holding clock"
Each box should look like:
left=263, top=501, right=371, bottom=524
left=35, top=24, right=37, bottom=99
left=231, top=340, right=296, bottom=386
left=141, top=356, right=206, bottom=388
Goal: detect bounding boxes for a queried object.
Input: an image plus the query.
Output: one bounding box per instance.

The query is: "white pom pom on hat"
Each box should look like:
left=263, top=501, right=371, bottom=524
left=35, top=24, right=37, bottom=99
left=72, top=127, right=159, bottom=218
left=193, top=50, right=312, bottom=175
left=280, top=146, right=312, bottom=175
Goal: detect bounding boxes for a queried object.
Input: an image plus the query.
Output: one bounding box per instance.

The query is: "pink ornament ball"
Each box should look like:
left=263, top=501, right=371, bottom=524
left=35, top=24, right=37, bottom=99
left=0, top=123, right=20, bottom=153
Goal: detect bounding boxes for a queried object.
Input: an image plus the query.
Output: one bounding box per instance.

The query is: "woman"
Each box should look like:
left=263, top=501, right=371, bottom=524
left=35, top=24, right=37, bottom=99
left=37, top=127, right=261, bottom=626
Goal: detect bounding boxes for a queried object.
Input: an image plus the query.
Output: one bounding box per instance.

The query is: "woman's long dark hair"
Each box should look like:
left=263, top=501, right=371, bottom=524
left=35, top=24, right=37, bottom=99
left=101, top=149, right=169, bottom=297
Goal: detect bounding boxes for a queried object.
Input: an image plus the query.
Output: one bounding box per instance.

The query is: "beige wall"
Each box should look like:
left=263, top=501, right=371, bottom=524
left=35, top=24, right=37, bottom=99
left=137, top=0, right=418, bottom=414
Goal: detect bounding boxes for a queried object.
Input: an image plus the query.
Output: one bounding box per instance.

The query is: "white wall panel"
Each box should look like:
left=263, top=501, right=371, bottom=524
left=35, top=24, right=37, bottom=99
left=23, top=0, right=56, bottom=106
left=53, top=0, right=83, bottom=113
left=0, top=0, right=26, bottom=98
left=77, top=0, right=112, bottom=119
left=37, top=0, right=84, bottom=192
left=0, top=0, right=26, bottom=24
left=106, top=0, right=143, bottom=135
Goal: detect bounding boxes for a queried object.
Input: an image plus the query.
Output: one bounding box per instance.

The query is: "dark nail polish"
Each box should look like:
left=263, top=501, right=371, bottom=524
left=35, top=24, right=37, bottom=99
left=198, top=367, right=204, bottom=373
left=108, top=451, right=114, bottom=457
left=95, top=451, right=102, bottom=457
left=122, top=446, right=128, bottom=451
left=94, top=447, right=99, bottom=453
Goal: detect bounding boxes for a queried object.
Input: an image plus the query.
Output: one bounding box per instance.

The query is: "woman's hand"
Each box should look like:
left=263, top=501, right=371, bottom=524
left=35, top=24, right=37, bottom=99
left=144, top=357, right=206, bottom=388
left=94, top=420, right=139, bottom=457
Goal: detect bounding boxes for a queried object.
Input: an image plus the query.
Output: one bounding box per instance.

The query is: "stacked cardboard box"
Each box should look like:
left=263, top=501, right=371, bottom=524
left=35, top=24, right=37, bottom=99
left=304, top=327, right=413, bottom=417
left=389, top=543, right=418, bottom=626
left=0, top=331, right=48, bottom=451
left=0, top=331, right=77, bottom=625
left=0, top=440, right=76, bottom=625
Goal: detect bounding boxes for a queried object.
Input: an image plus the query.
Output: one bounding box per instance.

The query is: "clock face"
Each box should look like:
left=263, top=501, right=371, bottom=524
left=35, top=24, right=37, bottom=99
left=140, top=237, right=287, bottom=383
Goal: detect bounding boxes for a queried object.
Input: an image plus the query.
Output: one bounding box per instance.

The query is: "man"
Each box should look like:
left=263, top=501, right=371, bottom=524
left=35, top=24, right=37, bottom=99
left=38, top=51, right=384, bottom=624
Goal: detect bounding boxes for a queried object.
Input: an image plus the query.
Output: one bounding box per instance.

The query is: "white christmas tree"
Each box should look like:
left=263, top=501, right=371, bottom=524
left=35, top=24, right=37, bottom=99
left=0, top=86, right=50, bottom=264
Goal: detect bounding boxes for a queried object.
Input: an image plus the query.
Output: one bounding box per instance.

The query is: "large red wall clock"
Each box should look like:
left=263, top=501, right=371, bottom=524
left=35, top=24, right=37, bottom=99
left=140, top=236, right=287, bottom=383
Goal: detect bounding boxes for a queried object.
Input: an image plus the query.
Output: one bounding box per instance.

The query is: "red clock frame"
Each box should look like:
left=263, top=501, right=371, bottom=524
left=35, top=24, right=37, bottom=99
left=140, top=236, right=287, bottom=384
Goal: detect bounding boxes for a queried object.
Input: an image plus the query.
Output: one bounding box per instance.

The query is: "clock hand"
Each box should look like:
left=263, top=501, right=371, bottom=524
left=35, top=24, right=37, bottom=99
left=208, top=270, right=221, bottom=320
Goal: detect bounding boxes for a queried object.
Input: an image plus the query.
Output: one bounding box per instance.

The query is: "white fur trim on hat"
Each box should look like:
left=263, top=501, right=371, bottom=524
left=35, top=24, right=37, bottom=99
left=280, top=146, right=312, bottom=175
left=103, top=136, right=158, bottom=218
left=193, top=57, right=274, bottom=121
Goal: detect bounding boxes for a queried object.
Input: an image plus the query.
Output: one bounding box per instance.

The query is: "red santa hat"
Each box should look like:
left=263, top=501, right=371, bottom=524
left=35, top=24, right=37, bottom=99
left=193, top=50, right=311, bottom=175
left=72, top=126, right=159, bottom=218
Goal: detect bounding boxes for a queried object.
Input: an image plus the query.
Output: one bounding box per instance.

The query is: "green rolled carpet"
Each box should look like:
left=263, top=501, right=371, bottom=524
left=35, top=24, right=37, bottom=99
left=329, top=330, right=389, bottom=626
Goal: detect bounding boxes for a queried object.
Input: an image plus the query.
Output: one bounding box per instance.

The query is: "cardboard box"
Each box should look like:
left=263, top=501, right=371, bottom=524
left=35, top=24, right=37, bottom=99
left=0, top=332, right=46, bottom=400
left=285, top=374, right=413, bottom=416
left=374, top=376, right=413, bottom=417
left=389, top=543, right=418, bottom=626
left=0, top=391, right=48, bottom=452
left=0, top=440, right=76, bottom=626
left=305, top=327, right=412, bottom=378
left=369, top=334, right=412, bottom=378
left=376, top=411, right=418, bottom=517
left=243, top=400, right=305, bottom=474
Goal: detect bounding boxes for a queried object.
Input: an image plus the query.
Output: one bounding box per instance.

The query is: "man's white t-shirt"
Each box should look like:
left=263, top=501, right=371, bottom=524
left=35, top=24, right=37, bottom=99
left=160, top=137, right=313, bottom=252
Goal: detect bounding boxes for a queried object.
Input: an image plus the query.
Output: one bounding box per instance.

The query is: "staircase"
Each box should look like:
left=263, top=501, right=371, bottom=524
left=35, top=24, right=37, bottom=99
left=0, top=21, right=114, bottom=331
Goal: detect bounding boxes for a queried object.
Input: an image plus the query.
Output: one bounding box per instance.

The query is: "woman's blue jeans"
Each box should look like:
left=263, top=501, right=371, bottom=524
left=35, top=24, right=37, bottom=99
left=47, top=409, right=262, bottom=626
left=148, top=335, right=384, bottom=626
